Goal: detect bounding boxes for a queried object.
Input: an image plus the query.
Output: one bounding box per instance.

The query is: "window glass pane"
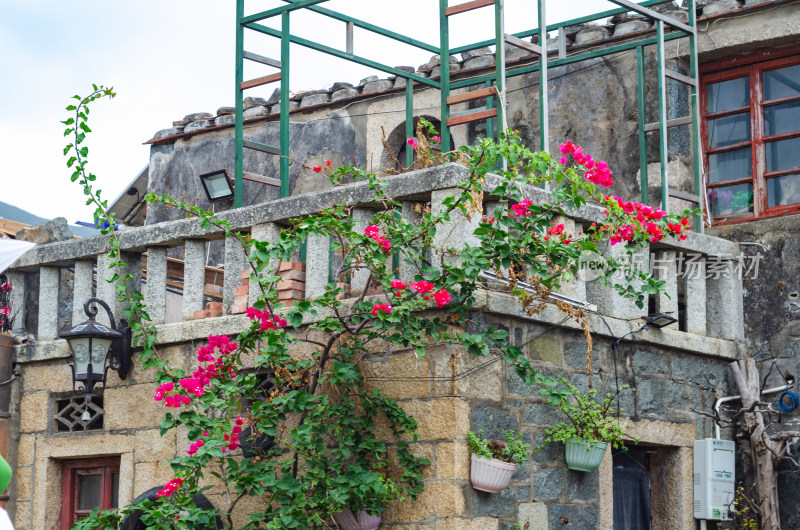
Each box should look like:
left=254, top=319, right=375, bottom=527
left=706, top=77, right=749, bottom=113
left=708, top=147, right=751, bottom=183
left=766, top=137, right=800, bottom=172
left=768, top=174, right=800, bottom=208
left=708, top=113, right=750, bottom=148
left=112, top=473, right=119, bottom=508
left=709, top=183, right=754, bottom=217
left=763, top=64, right=800, bottom=100
left=77, top=473, right=102, bottom=511
left=764, top=100, right=800, bottom=136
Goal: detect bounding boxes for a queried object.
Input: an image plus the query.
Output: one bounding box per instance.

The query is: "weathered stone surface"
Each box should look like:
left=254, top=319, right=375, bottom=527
left=613, top=19, right=652, bottom=36
left=243, top=97, right=268, bottom=111
left=524, top=402, right=562, bottom=427
left=358, top=75, right=379, bottom=86
left=363, top=351, right=430, bottom=398
left=566, top=468, right=599, bottom=501
left=330, top=82, right=354, bottom=91
left=702, top=0, right=741, bottom=16
left=133, top=461, right=176, bottom=498
left=472, top=405, right=518, bottom=441
left=461, top=46, right=493, bottom=61
left=184, top=120, right=212, bottom=133
left=214, top=114, right=235, bottom=126
left=533, top=466, right=565, bottom=500
left=549, top=504, right=598, bottom=530
left=383, top=481, right=464, bottom=521
left=518, top=502, right=549, bottom=530
left=134, top=429, right=177, bottom=462
left=300, top=92, right=331, bottom=107
left=17, top=435, right=34, bottom=467
left=269, top=101, right=299, bottom=114
left=243, top=105, right=269, bottom=119
left=574, top=26, right=611, bottom=45
left=564, top=339, right=597, bottom=371
left=216, top=106, right=235, bottom=115
left=16, top=217, right=72, bottom=244
left=402, top=397, right=470, bottom=440
left=438, top=517, right=499, bottom=530
left=463, top=55, right=496, bottom=70
left=529, top=334, right=562, bottom=365
left=662, top=9, right=689, bottom=22
left=430, top=63, right=462, bottom=78
left=361, top=80, right=394, bottom=94
left=183, top=112, right=213, bottom=122
left=104, top=384, right=164, bottom=430
left=331, top=87, right=360, bottom=102
left=266, top=88, right=281, bottom=106
left=636, top=377, right=666, bottom=417
left=632, top=349, right=669, bottom=375
left=20, top=391, right=48, bottom=432
left=435, top=441, right=469, bottom=479
left=16, top=465, right=32, bottom=500
left=471, top=485, right=516, bottom=516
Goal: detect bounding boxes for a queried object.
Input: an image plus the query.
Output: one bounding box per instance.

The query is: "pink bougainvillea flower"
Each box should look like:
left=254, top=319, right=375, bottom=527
left=371, top=303, right=392, bottom=316
left=325, top=160, right=332, bottom=167
left=547, top=224, right=565, bottom=236
left=510, top=199, right=533, bottom=217
left=432, top=136, right=441, bottom=144
left=390, top=279, right=407, bottom=290
left=312, top=165, right=322, bottom=173
left=0, top=282, right=12, bottom=292
left=407, top=138, right=419, bottom=149
left=410, top=281, right=434, bottom=294
left=559, top=156, right=567, bottom=165
left=0, top=306, right=9, bottom=316
left=154, top=381, right=174, bottom=402
left=433, top=289, right=451, bottom=308
left=187, top=439, right=204, bottom=455
left=364, top=225, right=391, bottom=253
left=156, top=477, right=184, bottom=498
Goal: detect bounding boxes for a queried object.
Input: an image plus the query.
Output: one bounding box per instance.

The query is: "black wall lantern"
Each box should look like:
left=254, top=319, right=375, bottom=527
left=58, top=298, right=132, bottom=417
left=644, top=313, right=679, bottom=330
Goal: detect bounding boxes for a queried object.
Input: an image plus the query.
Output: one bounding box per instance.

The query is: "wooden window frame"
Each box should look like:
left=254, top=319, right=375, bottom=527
left=701, top=45, right=800, bottom=226
left=61, top=457, right=120, bottom=530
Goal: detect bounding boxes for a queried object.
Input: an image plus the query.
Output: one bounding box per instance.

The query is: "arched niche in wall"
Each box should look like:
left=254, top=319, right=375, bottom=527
left=120, top=487, right=221, bottom=529
left=378, top=116, right=455, bottom=174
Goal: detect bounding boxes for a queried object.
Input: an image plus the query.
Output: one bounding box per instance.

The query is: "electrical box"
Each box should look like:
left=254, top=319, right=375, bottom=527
left=693, top=438, right=736, bottom=521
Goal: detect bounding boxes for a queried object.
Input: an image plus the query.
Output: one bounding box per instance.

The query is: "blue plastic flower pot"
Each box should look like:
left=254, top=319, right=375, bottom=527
left=564, top=438, right=607, bottom=472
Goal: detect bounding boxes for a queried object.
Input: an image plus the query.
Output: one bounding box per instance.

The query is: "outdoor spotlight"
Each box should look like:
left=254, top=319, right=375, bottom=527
left=58, top=298, right=133, bottom=414
left=199, top=169, right=234, bottom=201
left=644, top=313, right=678, bottom=329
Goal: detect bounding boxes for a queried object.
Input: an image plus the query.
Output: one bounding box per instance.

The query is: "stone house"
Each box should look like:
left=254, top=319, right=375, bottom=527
left=4, top=0, right=800, bottom=528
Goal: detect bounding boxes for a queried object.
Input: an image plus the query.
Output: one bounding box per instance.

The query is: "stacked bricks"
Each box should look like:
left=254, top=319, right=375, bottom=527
left=194, top=301, right=223, bottom=320
left=230, top=262, right=306, bottom=314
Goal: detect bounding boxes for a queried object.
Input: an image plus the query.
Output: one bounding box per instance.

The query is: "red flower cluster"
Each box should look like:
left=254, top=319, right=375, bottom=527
left=371, top=303, right=392, bottom=316
left=365, top=225, right=391, bottom=252
left=559, top=141, right=614, bottom=187
left=601, top=195, right=690, bottom=244
left=410, top=281, right=434, bottom=294
left=312, top=161, right=332, bottom=173
left=0, top=282, right=12, bottom=292
left=603, top=196, right=666, bottom=222
left=187, top=438, right=205, bottom=455
left=667, top=218, right=690, bottom=241
left=510, top=199, right=533, bottom=217
left=430, top=288, right=451, bottom=308
left=246, top=307, right=289, bottom=332
left=156, top=477, right=184, bottom=498
left=223, top=416, right=245, bottom=453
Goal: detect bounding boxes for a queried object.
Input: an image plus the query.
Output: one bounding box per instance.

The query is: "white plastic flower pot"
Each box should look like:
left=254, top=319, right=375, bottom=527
left=332, top=508, right=381, bottom=530
left=564, top=438, right=607, bottom=472
left=470, top=454, right=517, bottom=493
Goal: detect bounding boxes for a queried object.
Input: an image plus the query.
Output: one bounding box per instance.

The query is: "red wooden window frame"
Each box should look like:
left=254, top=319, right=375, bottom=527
left=61, top=457, right=120, bottom=530
left=701, top=45, right=800, bottom=225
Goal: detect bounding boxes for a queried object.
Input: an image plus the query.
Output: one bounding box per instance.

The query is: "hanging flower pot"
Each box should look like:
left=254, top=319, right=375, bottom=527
left=470, top=454, right=517, bottom=493
left=564, top=438, right=607, bottom=472
left=332, top=508, right=381, bottom=530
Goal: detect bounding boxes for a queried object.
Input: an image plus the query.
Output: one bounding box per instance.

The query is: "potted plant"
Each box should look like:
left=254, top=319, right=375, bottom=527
left=542, top=379, right=634, bottom=472
left=468, top=429, right=531, bottom=493
left=331, top=474, right=403, bottom=530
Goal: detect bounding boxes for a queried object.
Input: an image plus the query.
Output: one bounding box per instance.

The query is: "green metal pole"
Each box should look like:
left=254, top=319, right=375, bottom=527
left=636, top=45, right=648, bottom=205
left=687, top=0, right=703, bottom=232
left=538, top=0, right=549, bottom=152
left=439, top=0, right=450, bottom=152
left=280, top=12, right=291, bottom=198
left=405, top=80, right=414, bottom=167
left=495, top=0, right=505, bottom=140
left=234, top=0, right=245, bottom=208
left=656, top=20, right=669, bottom=212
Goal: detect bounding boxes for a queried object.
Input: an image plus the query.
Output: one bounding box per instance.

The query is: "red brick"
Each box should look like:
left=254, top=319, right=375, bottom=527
left=234, top=285, right=249, bottom=296
left=278, top=261, right=305, bottom=272
left=206, top=302, right=223, bottom=312
left=194, top=309, right=222, bottom=320
left=280, top=269, right=306, bottom=282
left=240, top=269, right=251, bottom=280
left=277, top=289, right=304, bottom=301
left=230, top=303, right=247, bottom=314
left=277, top=279, right=305, bottom=291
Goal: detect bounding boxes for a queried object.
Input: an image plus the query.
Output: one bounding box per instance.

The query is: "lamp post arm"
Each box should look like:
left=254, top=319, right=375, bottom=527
left=83, top=297, right=117, bottom=330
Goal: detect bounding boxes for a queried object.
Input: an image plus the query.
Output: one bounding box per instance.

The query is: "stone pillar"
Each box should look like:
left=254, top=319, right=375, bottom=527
left=6, top=271, right=26, bottom=335
left=653, top=250, right=678, bottom=329
left=587, top=243, right=647, bottom=320
left=350, top=209, right=374, bottom=296
left=95, top=253, right=116, bottom=327
left=71, top=260, right=94, bottom=325
left=399, top=202, right=423, bottom=282
left=553, top=215, right=578, bottom=298
left=37, top=266, right=59, bottom=340
left=249, top=223, right=281, bottom=306
left=183, top=240, right=206, bottom=320
left=684, top=256, right=706, bottom=336
left=706, top=259, right=744, bottom=340
left=305, top=234, right=330, bottom=299
left=145, top=247, right=168, bottom=325
left=223, top=237, right=245, bottom=315
left=431, top=188, right=480, bottom=271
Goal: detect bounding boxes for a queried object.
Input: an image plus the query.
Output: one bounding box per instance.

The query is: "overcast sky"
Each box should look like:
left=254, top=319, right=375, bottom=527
left=0, top=0, right=608, bottom=225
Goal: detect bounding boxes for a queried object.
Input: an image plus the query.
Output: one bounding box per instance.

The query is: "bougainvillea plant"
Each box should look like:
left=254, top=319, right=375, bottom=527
left=0, top=275, right=13, bottom=335
left=66, top=87, right=695, bottom=529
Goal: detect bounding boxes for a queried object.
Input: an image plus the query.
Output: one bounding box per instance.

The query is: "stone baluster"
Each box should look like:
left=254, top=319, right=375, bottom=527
left=431, top=188, right=480, bottom=271
left=552, top=215, right=578, bottom=298
left=223, top=237, right=245, bottom=315
left=684, top=255, right=707, bottom=336
left=305, top=234, right=330, bottom=299
left=587, top=243, right=647, bottom=320
left=249, top=223, right=281, bottom=306
left=653, top=250, right=679, bottom=329
left=183, top=240, right=207, bottom=320
left=145, top=247, right=168, bottom=325
left=6, top=271, right=26, bottom=335
left=706, top=258, right=744, bottom=340
left=96, top=251, right=142, bottom=326
left=71, top=261, right=95, bottom=325
left=398, top=202, right=423, bottom=282
left=350, top=208, right=374, bottom=296
left=37, top=267, right=60, bottom=340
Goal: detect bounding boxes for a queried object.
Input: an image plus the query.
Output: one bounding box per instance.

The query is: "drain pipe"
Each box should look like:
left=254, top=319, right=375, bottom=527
left=713, top=377, right=795, bottom=440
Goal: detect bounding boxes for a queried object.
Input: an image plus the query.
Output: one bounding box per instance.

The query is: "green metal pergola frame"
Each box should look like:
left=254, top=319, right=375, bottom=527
left=234, top=0, right=704, bottom=231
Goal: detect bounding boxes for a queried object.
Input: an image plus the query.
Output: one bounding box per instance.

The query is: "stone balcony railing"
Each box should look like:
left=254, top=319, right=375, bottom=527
left=7, top=163, right=744, bottom=364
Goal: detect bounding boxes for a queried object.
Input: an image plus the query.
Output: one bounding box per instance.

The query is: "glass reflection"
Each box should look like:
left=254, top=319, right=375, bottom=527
left=709, top=184, right=754, bottom=217
left=706, top=77, right=749, bottom=113
left=766, top=137, right=800, bottom=172
left=763, top=64, right=800, bottom=100
left=708, top=113, right=750, bottom=148
left=708, top=147, right=751, bottom=183
left=767, top=174, right=800, bottom=208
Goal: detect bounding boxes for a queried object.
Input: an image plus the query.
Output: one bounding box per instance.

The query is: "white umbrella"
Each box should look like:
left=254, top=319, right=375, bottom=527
left=0, top=240, right=35, bottom=275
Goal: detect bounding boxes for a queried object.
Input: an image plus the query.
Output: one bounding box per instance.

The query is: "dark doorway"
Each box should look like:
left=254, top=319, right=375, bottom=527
left=613, top=446, right=652, bottom=530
